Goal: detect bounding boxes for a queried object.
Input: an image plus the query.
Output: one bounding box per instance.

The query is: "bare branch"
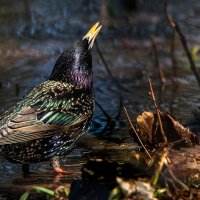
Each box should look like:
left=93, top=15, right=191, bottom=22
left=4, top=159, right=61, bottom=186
left=124, top=107, right=152, bottom=159
left=95, top=40, right=129, bottom=92
left=151, top=36, right=165, bottom=83
left=167, top=165, right=189, bottom=191
left=95, top=100, right=111, bottom=119
left=148, top=77, right=168, bottom=143
left=152, top=148, right=168, bottom=185
left=170, top=30, right=178, bottom=78
left=164, top=0, right=200, bottom=87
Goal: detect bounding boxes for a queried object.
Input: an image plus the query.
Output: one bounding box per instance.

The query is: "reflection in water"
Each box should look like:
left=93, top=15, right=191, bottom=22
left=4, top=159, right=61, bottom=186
left=0, top=0, right=200, bottom=198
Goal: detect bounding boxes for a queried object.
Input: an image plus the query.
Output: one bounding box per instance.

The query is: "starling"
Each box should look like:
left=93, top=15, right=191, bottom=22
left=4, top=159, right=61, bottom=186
left=0, top=22, right=102, bottom=173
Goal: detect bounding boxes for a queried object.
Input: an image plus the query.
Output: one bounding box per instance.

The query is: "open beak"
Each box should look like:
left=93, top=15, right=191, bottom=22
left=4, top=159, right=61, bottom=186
left=82, top=22, right=102, bottom=49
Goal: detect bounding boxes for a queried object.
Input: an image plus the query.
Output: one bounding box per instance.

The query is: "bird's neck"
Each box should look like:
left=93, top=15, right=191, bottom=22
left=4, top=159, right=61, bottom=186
left=70, top=69, right=93, bottom=90
left=49, top=69, right=93, bottom=90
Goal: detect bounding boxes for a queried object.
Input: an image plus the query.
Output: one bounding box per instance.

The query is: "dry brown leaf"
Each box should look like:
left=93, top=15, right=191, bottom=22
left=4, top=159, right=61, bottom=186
left=131, top=111, right=200, bottom=148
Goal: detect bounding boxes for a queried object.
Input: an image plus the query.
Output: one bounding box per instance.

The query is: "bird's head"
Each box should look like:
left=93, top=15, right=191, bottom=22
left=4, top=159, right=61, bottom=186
left=49, top=22, right=102, bottom=89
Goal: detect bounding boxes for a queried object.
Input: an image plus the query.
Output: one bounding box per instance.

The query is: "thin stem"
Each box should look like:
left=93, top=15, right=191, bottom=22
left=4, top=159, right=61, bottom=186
left=151, top=36, right=165, bottom=83
left=95, top=40, right=129, bottom=92
left=167, top=166, right=189, bottom=191
left=95, top=100, right=111, bottom=119
left=152, top=148, right=168, bottom=186
left=164, top=0, right=200, bottom=87
left=148, top=77, right=167, bottom=143
left=124, top=107, right=152, bottom=159
left=170, top=30, right=178, bottom=78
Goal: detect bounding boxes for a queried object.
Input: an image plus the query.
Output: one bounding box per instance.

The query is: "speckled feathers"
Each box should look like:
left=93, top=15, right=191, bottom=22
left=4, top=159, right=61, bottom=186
left=0, top=22, right=101, bottom=169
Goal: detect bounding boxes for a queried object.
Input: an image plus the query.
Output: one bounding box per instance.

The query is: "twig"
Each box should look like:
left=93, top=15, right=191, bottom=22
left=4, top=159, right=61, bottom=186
left=169, top=31, right=179, bottom=114
left=95, top=40, right=125, bottom=121
left=95, top=99, right=123, bottom=136
left=165, top=177, right=180, bottom=195
left=151, top=36, right=165, bottom=83
left=94, top=40, right=124, bottom=127
left=167, top=166, right=189, bottom=191
left=95, top=40, right=129, bottom=92
left=114, top=95, right=123, bottom=120
left=152, top=148, right=168, bottom=185
left=124, top=107, right=152, bottom=159
left=148, top=77, right=167, bottom=143
left=95, top=40, right=113, bottom=79
left=163, top=179, right=172, bottom=198
left=96, top=94, right=123, bottom=121
left=95, top=100, right=111, bottom=119
left=164, top=0, right=200, bottom=87
left=170, top=30, right=178, bottom=78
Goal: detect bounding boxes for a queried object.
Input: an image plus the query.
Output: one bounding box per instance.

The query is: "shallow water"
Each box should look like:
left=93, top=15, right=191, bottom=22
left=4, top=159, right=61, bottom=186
left=0, top=0, right=200, bottom=199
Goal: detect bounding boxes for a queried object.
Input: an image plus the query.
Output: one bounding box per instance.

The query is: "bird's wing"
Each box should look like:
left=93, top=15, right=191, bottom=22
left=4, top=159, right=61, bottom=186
left=0, top=81, right=92, bottom=145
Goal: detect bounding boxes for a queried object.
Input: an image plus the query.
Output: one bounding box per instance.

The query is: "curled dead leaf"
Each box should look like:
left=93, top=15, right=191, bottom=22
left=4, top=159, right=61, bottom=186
left=130, top=111, right=200, bottom=148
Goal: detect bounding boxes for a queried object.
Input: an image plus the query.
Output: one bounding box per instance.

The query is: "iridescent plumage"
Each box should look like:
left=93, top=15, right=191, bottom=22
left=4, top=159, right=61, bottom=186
left=0, top=22, right=101, bottom=172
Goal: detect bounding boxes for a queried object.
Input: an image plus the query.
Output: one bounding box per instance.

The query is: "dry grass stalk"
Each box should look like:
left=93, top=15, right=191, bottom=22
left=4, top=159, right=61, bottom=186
left=152, top=148, right=169, bottom=186
left=170, top=30, right=178, bottom=78
left=124, top=107, right=152, bottom=159
left=151, top=36, right=165, bottom=83
left=148, top=77, right=168, bottom=143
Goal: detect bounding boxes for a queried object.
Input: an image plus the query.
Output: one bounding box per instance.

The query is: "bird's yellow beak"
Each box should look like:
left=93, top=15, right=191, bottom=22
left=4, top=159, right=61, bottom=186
left=82, top=22, right=102, bottom=49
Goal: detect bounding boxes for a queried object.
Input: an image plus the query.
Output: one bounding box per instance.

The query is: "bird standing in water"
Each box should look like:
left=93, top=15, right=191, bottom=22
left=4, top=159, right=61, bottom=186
left=0, top=22, right=102, bottom=173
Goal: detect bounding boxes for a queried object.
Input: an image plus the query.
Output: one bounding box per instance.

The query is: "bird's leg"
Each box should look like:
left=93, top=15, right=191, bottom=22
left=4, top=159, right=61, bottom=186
left=50, top=156, right=68, bottom=173
left=22, top=163, right=30, bottom=174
